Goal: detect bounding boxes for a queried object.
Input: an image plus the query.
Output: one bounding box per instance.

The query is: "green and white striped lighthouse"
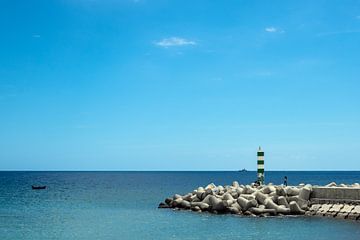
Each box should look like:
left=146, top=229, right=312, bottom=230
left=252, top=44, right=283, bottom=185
left=257, top=146, right=265, bottom=185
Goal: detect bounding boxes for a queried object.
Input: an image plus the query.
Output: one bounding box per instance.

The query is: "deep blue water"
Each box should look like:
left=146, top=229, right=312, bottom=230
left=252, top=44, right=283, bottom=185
left=0, top=171, right=360, bottom=240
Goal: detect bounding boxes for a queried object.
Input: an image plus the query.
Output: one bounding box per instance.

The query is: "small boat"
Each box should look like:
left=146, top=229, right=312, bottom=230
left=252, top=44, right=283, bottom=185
left=32, top=185, right=46, bottom=190
left=238, top=168, right=247, bottom=172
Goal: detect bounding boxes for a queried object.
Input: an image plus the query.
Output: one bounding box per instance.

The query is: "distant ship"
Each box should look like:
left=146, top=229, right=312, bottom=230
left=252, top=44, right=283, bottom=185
left=238, top=168, right=247, bottom=172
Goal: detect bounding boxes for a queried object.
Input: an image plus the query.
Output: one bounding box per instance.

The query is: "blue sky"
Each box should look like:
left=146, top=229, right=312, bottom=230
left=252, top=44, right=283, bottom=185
left=1, top=0, right=360, bottom=170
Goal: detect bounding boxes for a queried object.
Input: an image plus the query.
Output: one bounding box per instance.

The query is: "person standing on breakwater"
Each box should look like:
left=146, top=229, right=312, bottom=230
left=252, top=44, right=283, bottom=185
left=283, top=176, right=288, bottom=186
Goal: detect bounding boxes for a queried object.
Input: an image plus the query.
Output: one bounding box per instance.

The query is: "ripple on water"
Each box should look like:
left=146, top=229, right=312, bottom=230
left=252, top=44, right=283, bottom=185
left=1, top=171, right=360, bottom=240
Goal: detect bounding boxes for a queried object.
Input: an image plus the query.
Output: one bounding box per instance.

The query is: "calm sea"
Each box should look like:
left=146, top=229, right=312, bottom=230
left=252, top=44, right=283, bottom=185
left=0, top=171, right=360, bottom=240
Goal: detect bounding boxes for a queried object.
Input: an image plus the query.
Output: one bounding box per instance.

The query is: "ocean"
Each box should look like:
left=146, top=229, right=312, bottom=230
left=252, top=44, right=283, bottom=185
left=0, top=171, right=359, bottom=240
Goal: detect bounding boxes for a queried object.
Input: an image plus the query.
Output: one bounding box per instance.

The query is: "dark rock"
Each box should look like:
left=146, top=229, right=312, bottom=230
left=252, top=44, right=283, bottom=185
left=165, top=198, right=173, bottom=205
left=158, top=202, right=170, bottom=208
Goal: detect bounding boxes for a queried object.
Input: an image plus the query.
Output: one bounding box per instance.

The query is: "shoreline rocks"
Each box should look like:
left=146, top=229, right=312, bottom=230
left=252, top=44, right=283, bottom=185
left=159, top=181, right=360, bottom=221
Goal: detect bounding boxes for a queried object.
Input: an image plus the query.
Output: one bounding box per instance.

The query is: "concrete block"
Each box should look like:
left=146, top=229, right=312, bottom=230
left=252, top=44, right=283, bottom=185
left=309, top=204, right=321, bottom=212
left=328, top=204, right=344, bottom=213
left=347, top=213, right=360, bottom=220
left=318, top=204, right=333, bottom=214
left=352, top=206, right=360, bottom=214
left=339, top=205, right=354, bottom=214
left=325, top=182, right=337, bottom=187
left=305, top=211, right=312, bottom=216
left=299, top=186, right=312, bottom=200
left=308, top=204, right=321, bottom=215
left=335, top=213, right=348, bottom=219
left=311, top=187, right=360, bottom=201
left=325, top=211, right=337, bottom=217
left=315, top=211, right=325, bottom=216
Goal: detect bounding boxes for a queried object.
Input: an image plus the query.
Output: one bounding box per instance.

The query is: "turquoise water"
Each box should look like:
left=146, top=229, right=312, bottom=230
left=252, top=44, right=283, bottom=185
left=0, top=171, right=360, bottom=239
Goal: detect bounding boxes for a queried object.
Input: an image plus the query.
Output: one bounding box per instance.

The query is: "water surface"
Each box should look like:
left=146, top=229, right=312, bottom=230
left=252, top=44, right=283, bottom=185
left=0, top=171, right=359, bottom=239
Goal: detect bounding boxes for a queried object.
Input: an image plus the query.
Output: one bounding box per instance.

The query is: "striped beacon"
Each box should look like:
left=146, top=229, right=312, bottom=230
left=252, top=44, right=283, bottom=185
left=257, top=146, right=265, bottom=185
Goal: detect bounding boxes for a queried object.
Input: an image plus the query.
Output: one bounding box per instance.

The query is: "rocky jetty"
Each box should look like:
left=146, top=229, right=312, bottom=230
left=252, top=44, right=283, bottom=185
left=159, top=181, right=360, bottom=221
left=159, top=181, right=311, bottom=217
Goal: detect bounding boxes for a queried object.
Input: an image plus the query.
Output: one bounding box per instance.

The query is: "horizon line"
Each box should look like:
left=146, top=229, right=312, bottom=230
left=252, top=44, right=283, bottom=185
left=1, top=169, right=360, bottom=172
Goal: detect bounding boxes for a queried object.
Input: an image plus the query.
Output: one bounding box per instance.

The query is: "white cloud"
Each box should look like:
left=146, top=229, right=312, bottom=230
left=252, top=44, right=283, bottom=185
left=265, top=27, right=277, bottom=32
left=155, top=37, right=196, bottom=48
left=265, top=27, right=285, bottom=33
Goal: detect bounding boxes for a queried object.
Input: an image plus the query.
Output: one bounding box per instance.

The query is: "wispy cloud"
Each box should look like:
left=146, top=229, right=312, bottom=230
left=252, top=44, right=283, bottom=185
left=265, top=27, right=285, bottom=33
left=32, top=34, right=41, bottom=38
left=265, top=27, right=277, bottom=32
left=356, top=15, right=360, bottom=19
left=155, top=37, right=196, bottom=48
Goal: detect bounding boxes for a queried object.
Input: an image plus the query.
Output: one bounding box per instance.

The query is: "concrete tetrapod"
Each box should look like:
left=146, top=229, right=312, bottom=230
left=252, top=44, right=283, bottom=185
left=232, top=181, right=240, bottom=188
left=289, top=201, right=305, bottom=215
left=287, top=196, right=309, bottom=210
left=208, top=195, right=227, bottom=212
left=298, top=186, right=312, bottom=201
left=222, top=193, right=234, bottom=201
left=190, top=202, right=210, bottom=211
left=278, top=196, right=289, bottom=208
left=180, top=200, right=191, bottom=209
left=275, top=186, right=286, bottom=196
left=159, top=181, right=360, bottom=221
left=262, top=186, right=276, bottom=194
left=255, top=191, right=268, bottom=205
left=249, top=207, right=276, bottom=215
left=285, top=187, right=300, bottom=196
left=228, top=206, right=241, bottom=214
left=237, top=196, right=257, bottom=211
left=264, top=199, right=290, bottom=214
left=172, top=198, right=183, bottom=207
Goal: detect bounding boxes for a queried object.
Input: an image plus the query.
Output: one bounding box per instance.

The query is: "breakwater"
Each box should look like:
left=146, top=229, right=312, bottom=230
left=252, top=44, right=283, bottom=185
left=159, top=181, right=360, bottom=221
